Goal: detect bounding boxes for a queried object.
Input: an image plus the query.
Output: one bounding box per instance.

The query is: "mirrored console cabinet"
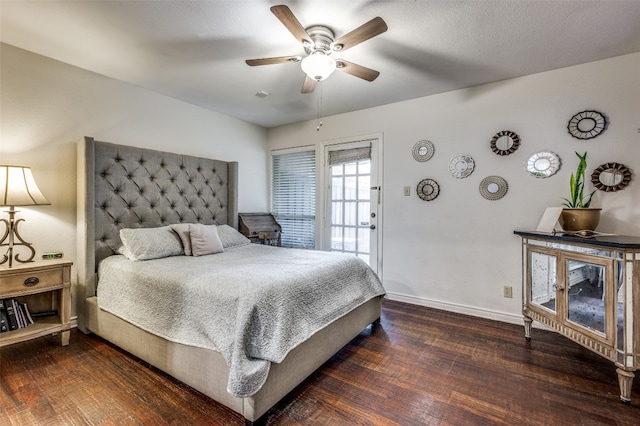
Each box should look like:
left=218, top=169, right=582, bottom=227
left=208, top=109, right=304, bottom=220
left=514, top=231, right=640, bottom=404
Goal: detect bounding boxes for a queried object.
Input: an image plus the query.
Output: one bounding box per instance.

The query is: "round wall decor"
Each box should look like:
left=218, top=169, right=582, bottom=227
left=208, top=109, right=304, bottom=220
left=448, top=154, right=475, bottom=178
left=567, top=110, right=607, bottom=140
left=412, top=140, right=435, bottom=162
left=526, top=151, right=561, bottom=178
left=417, top=178, right=440, bottom=201
left=591, top=162, right=632, bottom=192
left=479, top=176, right=508, bottom=200
left=490, top=130, right=520, bottom=156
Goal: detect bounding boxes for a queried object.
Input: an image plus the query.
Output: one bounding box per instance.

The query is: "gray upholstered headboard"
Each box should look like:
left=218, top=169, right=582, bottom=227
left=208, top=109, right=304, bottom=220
left=77, top=137, right=238, bottom=331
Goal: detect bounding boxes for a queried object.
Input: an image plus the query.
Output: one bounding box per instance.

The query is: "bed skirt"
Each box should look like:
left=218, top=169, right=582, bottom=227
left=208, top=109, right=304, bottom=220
left=85, top=295, right=382, bottom=423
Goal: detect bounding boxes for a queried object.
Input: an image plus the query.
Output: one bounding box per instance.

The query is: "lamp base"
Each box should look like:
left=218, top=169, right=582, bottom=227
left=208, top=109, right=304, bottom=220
left=0, top=207, right=36, bottom=268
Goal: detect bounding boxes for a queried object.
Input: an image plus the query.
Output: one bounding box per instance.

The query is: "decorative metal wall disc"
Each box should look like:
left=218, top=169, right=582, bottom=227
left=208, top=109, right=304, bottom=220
left=526, top=151, right=561, bottom=178
left=448, top=154, right=475, bottom=178
left=490, top=130, right=520, bottom=156
left=591, top=162, right=632, bottom=192
left=412, top=140, right=435, bottom=162
left=567, top=110, right=607, bottom=139
left=417, top=178, right=440, bottom=201
left=479, top=176, right=508, bottom=200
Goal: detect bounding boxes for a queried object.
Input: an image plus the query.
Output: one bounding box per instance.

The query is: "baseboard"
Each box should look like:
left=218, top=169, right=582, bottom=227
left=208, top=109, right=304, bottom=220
left=385, top=292, right=524, bottom=326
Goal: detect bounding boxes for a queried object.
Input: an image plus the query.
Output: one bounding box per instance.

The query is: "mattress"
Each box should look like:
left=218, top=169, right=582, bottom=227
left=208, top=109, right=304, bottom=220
left=97, top=244, right=385, bottom=397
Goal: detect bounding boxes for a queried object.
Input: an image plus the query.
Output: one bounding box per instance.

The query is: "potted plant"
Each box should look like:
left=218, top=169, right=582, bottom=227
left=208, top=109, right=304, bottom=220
left=561, top=151, right=601, bottom=232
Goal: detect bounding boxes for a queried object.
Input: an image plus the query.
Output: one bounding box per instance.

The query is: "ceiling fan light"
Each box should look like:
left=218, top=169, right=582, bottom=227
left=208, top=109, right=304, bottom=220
left=301, top=53, right=336, bottom=81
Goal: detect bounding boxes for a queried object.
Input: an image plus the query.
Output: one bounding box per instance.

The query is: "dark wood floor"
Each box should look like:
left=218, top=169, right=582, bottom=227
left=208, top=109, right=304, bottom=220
left=1, top=299, right=638, bottom=425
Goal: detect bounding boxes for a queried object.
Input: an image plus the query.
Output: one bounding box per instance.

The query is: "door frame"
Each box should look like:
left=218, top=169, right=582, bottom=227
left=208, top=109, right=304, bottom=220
left=320, top=133, right=383, bottom=278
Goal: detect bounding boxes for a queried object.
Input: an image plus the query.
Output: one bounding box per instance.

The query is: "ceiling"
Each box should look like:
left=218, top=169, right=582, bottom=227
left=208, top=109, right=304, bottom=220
left=2, top=1, right=640, bottom=129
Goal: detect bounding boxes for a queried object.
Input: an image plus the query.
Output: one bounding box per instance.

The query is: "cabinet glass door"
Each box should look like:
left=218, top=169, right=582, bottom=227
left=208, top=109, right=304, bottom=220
left=530, top=250, right=557, bottom=314
left=566, top=259, right=606, bottom=336
left=615, top=260, right=624, bottom=354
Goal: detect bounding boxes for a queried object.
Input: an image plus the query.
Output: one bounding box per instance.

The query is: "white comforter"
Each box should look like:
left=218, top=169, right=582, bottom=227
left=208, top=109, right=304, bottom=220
left=97, top=244, right=385, bottom=397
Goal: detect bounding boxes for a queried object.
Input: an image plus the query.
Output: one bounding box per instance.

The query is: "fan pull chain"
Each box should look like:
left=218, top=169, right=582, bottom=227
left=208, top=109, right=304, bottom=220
left=316, top=81, right=323, bottom=131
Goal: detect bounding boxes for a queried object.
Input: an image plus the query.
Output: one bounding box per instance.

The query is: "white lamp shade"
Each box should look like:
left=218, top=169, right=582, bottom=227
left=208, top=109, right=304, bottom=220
left=301, top=53, right=336, bottom=81
left=0, top=165, right=50, bottom=206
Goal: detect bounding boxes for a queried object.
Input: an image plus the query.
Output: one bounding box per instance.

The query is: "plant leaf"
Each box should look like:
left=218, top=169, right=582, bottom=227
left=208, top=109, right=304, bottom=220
left=583, top=190, right=596, bottom=208
left=563, top=151, right=594, bottom=209
left=575, top=151, right=586, bottom=187
left=577, top=181, right=585, bottom=207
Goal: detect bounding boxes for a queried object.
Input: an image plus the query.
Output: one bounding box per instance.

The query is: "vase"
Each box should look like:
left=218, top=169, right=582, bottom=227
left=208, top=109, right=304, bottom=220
left=561, top=208, right=602, bottom=232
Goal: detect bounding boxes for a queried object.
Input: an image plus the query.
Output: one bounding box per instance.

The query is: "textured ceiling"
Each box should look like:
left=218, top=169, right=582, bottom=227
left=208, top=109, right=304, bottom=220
left=2, top=1, right=640, bottom=128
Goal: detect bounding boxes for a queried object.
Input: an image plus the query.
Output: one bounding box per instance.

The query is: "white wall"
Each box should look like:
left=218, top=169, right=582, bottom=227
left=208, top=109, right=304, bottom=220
left=3, top=42, right=638, bottom=325
left=268, top=53, right=640, bottom=324
left=0, top=44, right=270, bottom=316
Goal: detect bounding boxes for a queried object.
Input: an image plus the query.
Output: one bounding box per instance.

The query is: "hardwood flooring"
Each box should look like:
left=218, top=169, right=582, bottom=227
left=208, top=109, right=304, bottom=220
left=1, top=299, right=639, bottom=425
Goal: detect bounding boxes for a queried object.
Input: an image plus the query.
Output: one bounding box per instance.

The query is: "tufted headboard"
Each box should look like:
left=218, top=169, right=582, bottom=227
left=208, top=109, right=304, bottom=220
left=77, top=137, right=238, bottom=330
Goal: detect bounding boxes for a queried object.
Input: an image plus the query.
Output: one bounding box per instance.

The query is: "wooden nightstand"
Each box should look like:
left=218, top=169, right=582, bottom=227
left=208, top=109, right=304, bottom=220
left=0, top=260, right=72, bottom=347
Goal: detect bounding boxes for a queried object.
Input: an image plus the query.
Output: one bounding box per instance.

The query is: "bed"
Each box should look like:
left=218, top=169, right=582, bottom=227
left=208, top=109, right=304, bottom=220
left=76, top=137, right=384, bottom=425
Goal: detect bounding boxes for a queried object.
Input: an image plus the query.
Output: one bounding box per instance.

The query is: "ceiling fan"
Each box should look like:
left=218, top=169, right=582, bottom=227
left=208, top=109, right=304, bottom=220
left=246, top=5, right=388, bottom=93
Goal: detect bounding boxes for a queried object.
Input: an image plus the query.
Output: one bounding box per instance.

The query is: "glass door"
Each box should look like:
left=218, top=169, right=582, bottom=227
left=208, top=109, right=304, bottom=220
left=528, top=245, right=616, bottom=345
left=324, top=139, right=380, bottom=274
left=329, top=157, right=371, bottom=263
left=564, top=253, right=615, bottom=344
left=528, top=248, right=558, bottom=315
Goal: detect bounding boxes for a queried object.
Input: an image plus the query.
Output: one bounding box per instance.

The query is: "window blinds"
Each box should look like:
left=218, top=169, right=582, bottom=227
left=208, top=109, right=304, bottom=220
left=328, top=146, right=371, bottom=165
left=271, top=150, right=316, bottom=249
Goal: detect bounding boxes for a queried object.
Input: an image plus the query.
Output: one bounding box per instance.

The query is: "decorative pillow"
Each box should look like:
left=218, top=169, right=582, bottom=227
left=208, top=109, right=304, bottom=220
left=115, top=244, right=133, bottom=259
left=189, top=224, right=224, bottom=256
left=119, top=226, right=184, bottom=261
left=217, top=224, right=251, bottom=249
left=170, top=223, right=193, bottom=256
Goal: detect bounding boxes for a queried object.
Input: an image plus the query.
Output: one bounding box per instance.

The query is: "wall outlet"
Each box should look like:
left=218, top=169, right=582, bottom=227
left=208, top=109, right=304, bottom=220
left=503, top=286, right=513, bottom=298
left=403, top=186, right=411, bottom=196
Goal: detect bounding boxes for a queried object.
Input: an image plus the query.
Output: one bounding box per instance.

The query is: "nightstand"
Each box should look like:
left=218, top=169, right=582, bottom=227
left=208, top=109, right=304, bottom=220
left=0, top=260, right=73, bottom=347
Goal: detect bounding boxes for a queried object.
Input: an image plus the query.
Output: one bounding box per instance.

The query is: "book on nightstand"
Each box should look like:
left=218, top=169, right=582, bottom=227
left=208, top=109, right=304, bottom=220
left=0, top=300, right=8, bottom=332
left=2, top=299, right=19, bottom=331
left=22, top=302, right=34, bottom=325
left=17, top=300, right=29, bottom=328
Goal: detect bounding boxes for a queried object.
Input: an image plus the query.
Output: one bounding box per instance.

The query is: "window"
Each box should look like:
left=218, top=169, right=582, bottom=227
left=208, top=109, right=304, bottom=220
left=271, top=150, right=316, bottom=249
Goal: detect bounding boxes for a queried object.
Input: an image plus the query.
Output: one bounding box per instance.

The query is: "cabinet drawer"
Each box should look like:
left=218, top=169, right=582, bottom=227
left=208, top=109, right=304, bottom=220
left=0, top=268, right=63, bottom=295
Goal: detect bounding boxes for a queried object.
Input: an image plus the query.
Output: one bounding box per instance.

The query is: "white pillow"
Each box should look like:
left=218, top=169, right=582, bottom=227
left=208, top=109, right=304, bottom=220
left=217, top=224, right=251, bottom=249
left=170, top=223, right=193, bottom=256
left=119, top=226, right=183, bottom=261
left=189, top=224, right=224, bottom=256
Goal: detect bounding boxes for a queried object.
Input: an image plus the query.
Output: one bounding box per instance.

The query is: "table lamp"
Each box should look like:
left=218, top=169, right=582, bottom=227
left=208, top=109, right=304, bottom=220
left=0, top=165, right=50, bottom=267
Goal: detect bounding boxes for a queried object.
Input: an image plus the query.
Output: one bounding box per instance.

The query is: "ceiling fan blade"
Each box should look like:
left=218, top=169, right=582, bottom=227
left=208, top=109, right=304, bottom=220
left=246, top=55, right=301, bottom=66
left=301, top=76, right=316, bottom=93
left=331, top=17, right=387, bottom=52
left=336, top=60, right=380, bottom=82
left=270, top=5, right=313, bottom=47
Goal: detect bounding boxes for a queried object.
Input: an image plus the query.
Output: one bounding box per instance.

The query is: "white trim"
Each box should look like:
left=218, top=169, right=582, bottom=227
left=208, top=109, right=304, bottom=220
left=385, top=292, right=554, bottom=331
left=385, top=291, right=524, bottom=325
